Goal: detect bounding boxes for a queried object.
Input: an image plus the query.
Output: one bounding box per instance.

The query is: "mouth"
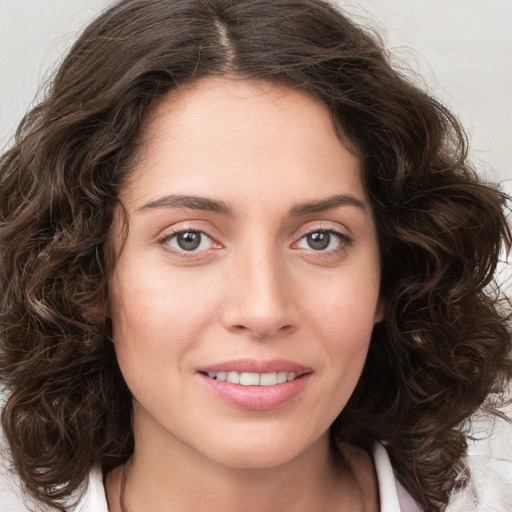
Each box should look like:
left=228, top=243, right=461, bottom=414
left=197, top=359, right=312, bottom=410
left=201, top=370, right=301, bottom=386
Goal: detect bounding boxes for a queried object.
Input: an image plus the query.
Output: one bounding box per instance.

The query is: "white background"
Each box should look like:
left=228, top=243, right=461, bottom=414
left=1, top=0, right=511, bottom=181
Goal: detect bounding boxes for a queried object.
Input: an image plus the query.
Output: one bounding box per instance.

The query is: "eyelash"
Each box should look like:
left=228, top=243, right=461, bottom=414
left=158, top=228, right=220, bottom=258
left=158, top=226, right=352, bottom=259
left=292, top=226, right=352, bottom=257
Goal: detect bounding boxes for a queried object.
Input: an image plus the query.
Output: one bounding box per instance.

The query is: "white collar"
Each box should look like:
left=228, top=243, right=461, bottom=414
left=71, top=465, right=108, bottom=512
left=373, top=443, right=422, bottom=512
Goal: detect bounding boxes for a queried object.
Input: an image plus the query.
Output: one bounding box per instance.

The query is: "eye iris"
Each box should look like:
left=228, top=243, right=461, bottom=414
left=177, top=232, right=201, bottom=251
left=307, top=231, right=330, bottom=250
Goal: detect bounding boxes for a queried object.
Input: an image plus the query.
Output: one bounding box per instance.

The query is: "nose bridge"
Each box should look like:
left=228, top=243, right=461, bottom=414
left=223, top=239, right=295, bottom=337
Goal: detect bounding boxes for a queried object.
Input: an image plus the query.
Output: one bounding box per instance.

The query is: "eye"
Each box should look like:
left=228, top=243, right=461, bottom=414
left=163, top=230, right=217, bottom=253
left=295, top=230, right=346, bottom=252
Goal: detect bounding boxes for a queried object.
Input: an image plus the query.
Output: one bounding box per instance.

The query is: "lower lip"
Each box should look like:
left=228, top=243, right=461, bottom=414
left=198, top=373, right=311, bottom=410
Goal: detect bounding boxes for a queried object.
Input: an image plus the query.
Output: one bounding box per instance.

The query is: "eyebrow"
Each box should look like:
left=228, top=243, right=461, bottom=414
left=137, top=193, right=367, bottom=216
left=137, top=194, right=232, bottom=215
left=289, top=194, right=367, bottom=216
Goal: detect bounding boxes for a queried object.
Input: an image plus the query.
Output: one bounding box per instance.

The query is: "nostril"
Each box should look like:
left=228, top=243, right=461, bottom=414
left=231, top=323, right=294, bottom=337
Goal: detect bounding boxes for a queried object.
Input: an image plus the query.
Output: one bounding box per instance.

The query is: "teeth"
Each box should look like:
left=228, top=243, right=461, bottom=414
left=206, top=371, right=299, bottom=385
left=226, top=371, right=239, bottom=384
left=277, top=371, right=288, bottom=384
left=260, top=372, right=277, bottom=386
left=239, top=372, right=260, bottom=385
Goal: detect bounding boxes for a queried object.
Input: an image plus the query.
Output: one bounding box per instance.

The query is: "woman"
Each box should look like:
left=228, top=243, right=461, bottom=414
left=0, top=1, right=510, bottom=511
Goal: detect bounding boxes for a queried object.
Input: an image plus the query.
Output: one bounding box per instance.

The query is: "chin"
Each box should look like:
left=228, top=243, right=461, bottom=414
left=196, top=424, right=327, bottom=470
left=209, top=446, right=304, bottom=470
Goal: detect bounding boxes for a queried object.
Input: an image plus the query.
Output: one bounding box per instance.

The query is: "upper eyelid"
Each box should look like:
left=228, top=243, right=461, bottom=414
left=294, top=223, right=350, bottom=240
left=294, top=229, right=349, bottom=246
left=160, top=228, right=216, bottom=244
left=158, top=222, right=220, bottom=241
left=156, top=221, right=351, bottom=245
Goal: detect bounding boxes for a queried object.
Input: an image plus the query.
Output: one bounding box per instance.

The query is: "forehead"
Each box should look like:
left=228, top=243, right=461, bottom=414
left=140, top=77, right=339, bottom=149
left=123, top=77, right=365, bottom=209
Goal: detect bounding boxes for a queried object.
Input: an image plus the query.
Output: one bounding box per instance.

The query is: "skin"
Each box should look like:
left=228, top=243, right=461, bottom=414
left=107, top=77, right=383, bottom=511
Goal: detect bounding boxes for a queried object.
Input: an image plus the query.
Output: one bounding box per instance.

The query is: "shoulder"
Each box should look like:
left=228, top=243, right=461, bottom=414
left=446, top=453, right=512, bottom=512
left=447, top=412, right=512, bottom=512
left=68, top=466, right=108, bottom=512
left=368, top=438, right=512, bottom=512
left=0, top=455, right=27, bottom=511
left=0, top=438, right=107, bottom=512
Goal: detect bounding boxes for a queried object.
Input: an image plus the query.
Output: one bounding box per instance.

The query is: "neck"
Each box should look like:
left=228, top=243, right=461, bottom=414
left=106, top=413, right=378, bottom=512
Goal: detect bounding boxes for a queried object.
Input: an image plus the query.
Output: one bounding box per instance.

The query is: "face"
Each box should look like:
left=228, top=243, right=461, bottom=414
left=109, top=77, right=383, bottom=469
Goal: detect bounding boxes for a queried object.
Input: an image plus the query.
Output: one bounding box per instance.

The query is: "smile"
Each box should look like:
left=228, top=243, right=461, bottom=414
left=206, top=371, right=298, bottom=386
left=197, top=359, right=312, bottom=410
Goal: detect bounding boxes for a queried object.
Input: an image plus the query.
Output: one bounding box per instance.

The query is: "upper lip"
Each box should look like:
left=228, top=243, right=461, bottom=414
left=197, top=358, right=312, bottom=375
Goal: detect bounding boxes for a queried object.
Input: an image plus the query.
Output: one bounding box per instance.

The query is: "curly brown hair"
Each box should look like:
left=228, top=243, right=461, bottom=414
left=0, top=1, right=510, bottom=510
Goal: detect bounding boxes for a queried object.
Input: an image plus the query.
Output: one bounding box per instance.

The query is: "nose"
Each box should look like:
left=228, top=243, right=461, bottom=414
left=221, top=246, right=298, bottom=339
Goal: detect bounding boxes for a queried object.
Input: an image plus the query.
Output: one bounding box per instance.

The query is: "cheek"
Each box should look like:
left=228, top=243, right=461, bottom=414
left=301, top=269, right=380, bottom=373
left=305, top=267, right=381, bottom=328
left=108, top=263, right=220, bottom=380
left=111, top=258, right=215, bottom=331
